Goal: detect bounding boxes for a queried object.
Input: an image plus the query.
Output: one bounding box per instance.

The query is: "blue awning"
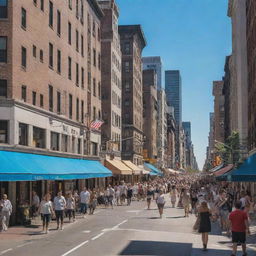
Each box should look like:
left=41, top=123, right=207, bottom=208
left=0, top=150, right=112, bottom=181
left=220, top=154, right=256, bottom=182
left=144, top=163, right=163, bottom=176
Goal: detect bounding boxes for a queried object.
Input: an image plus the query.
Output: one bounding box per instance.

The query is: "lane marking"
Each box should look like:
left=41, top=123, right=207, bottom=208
left=82, top=230, right=91, bottom=233
left=0, top=249, right=13, bottom=255
left=61, top=240, right=89, bottom=256
left=17, top=242, right=33, bottom=248
left=91, top=232, right=104, bottom=241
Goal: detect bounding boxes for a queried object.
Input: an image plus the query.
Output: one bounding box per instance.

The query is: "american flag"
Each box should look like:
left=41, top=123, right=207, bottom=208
left=90, top=119, right=104, bottom=130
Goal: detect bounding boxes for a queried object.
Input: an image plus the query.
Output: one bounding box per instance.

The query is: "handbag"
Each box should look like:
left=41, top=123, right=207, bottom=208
left=193, top=215, right=200, bottom=231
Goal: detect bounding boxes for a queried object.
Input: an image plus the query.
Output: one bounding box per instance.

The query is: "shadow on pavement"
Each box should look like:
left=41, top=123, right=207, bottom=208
left=166, top=216, right=186, bottom=219
left=118, top=240, right=192, bottom=256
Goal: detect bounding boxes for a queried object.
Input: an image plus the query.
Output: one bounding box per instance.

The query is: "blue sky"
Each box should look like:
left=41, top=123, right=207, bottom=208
left=116, top=0, right=231, bottom=169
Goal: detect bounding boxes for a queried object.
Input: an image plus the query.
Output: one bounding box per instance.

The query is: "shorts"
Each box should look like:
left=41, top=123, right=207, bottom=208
left=232, top=232, right=246, bottom=244
left=219, top=209, right=229, bottom=220
left=55, top=210, right=64, bottom=220
left=157, top=203, right=165, bottom=209
left=42, top=214, right=51, bottom=224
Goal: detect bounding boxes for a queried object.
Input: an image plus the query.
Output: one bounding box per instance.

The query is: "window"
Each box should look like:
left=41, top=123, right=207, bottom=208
left=48, top=84, right=53, bottom=111
left=33, top=126, right=46, bottom=148
left=93, top=106, right=96, bottom=120
left=0, top=120, right=8, bottom=143
left=124, top=42, right=130, bottom=54
left=0, top=0, right=8, bottom=19
left=125, top=81, right=130, bottom=92
left=93, top=48, right=96, bottom=66
left=98, top=110, right=101, bottom=119
left=92, top=21, right=95, bottom=36
left=57, top=91, right=61, bottom=114
left=69, top=94, right=73, bottom=119
left=40, top=49, right=43, bottom=62
left=68, top=0, right=72, bottom=9
left=68, top=57, right=72, bottom=80
left=88, top=72, right=91, bottom=90
left=40, top=94, right=44, bottom=107
left=68, top=22, right=72, bottom=45
left=49, top=1, right=53, bottom=28
left=57, top=10, right=61, bottom=36
left=81, top=34, right=84, bottom=56
left=40, top=0, right=44, bottom=11
left=76, top=98, right=79, bottom=121
left=77, top=138, right=81, bottom=154
left=98, top=53, right=101, bottom=70
left=21, top=46, right=27, bottom=68
left=98, top=82, right=101, bottom=99
left=21, top=85, right=26, bottom=101
left=49, top=42, right=53, bottom=68
left=93, top=78, right=96, bottom=96
left=76, top=63, right=79, bottom=86
left=21, top=8, right=26, bottom=29
left=91, top=142, right=98, bottom=156
left=124, top=61, right=130, bottom=72
left=0, top=80, right=7, bottom=98
left=57, top=49, right=61, bottom=73
left=51, top=132, right=59, bottom=151
left=98, top=28, right=100, bottom=41
left=33, top=45, right=36, bottom=58
left=81, top=100, right=84, bottom=123
left=33, top=0, right=37, bottom=6
left=76, top=0, right=79, bottom=18
left=80, top=0, right=84, bottom=23
left=76, top=30, right=79, bottom=52
left=19, top=123, right=28, bottom=146
left=81, top=67, right=84, bottom=88
left=0, top=37, right=7, bottom=63
left=32, top=91, right=36, bottom=105
left=61, top=134, right=68, bottom=152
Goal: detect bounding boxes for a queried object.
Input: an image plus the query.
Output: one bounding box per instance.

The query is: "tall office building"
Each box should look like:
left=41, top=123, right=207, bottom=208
left=119, top=25, right=146, bottom=165
left=165, top=70, right=182, bottom=125
left=142, top=56, right=162, bottom=90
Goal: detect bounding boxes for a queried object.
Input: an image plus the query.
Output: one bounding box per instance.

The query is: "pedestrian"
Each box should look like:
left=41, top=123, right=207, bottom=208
left=89, top=189, right=97, bottom=215
left=156, top=190, right=165, bottom=218
left=0, top=194, right=12, bottom=232
left=169, top=185, right=177, bottom=208
left=107, top=185, right=115, bottom=209
left=127, top=185, right=133, bottom=206
left=39, top=193, right=54, bottom=234
left=229, top=201, right=250, bottom=256
left=66, top=192, right=75, bottom=222
left=120, top=182, right=127, bottom=205
left=31, top=191, right=40, bottom=218
left=198, top=201, right=212, bottom=251
left=53, top=191, right=66, bottom=230
left=80, top=187, right=90, bottom=217
left=182, top=189, right=190, bottom=217
left=146, top=185, right=154, bottom=210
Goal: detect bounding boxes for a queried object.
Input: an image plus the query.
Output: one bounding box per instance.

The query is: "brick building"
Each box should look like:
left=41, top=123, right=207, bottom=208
left=142, top=69, right=157, bottom=163
left=246, top=0, right=256, bottom=152
left=98, top=0, right=122, bottom=158
left=0, top=0, right=103, bottom=217
left=118, top=25, right=146, bottom=165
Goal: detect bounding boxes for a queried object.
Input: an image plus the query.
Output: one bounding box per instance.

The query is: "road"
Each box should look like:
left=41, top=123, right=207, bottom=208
left=0, top=199, right=255, bottom=256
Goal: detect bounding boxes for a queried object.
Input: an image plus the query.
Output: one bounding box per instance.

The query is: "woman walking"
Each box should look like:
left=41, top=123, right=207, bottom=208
left=170, top=186, right=177, bottom=208
left=66, top=192, right=75, bottom=222
left=156, top=190, right=165, bottom=218
left=146, top=185, right=154, bottom=210
left=39, top=193, right=54, bottom=234
left=198, top=201, right=212, bottom=251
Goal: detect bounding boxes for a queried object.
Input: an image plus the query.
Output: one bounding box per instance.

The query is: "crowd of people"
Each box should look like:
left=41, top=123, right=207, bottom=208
left=1, top=174, right=256, bottom=255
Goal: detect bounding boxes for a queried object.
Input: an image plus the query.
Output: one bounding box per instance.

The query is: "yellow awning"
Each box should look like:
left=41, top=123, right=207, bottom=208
left=104, top=160, right=133, bottom=175
left=122, top=161, right=141, bottom=175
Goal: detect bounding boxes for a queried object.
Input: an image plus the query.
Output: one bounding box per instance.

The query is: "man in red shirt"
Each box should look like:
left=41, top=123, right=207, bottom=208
left=229, top=201, right=250, bottom=256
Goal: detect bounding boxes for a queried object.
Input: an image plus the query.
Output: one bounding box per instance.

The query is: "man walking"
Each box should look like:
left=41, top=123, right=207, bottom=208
left=229, top=201, right=250, bottom=256
left=0, top=194, right=12, bottom=231
left=53, top=191, right=66, bottom=230
left=31, top=191, right=40, bottom=218
left=80, top=187, right=90, bottom=217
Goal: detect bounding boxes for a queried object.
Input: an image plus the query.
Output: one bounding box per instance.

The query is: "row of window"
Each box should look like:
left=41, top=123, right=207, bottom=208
left=112, top=90, right=121, bottom=108
left=112, top=111, right=121, bottom=128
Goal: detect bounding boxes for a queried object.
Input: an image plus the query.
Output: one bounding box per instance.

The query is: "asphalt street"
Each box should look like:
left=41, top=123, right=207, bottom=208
left=0, top=199, right=256, bottom=256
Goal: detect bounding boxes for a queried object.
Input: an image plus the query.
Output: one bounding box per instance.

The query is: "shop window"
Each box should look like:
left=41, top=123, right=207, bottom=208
left=0, top=120, right=8, bottom=143
left=61, top=134, right=68, bottom=152
left=0, top=0, right=8, bottom=18
left=0, top=79, right=7, bottom=98
left=19, top=123, right=28, bottom=146
left=51, top=132, right=59, bottom=151
left=33, top=127, right=46, bottom=148
left=91, top=142, right=98, bottom=156
left=0, top=37, right=7, bottom=63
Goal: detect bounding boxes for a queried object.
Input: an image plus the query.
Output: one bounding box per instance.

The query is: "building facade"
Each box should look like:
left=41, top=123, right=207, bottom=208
left=246, top=0, right=256, bottom=152
left=142, top=56, right=162, bottom=90
left=142, top=69, right=157, bottom=163
left=228, top=0, right=248, bottom=150
left=118, top=25, right=146, bottom=165
left=98, top=0, right=122, bottom=158
left=165, top=70, right=182, bottom=125
left=0, top=0, right=103, bottom=218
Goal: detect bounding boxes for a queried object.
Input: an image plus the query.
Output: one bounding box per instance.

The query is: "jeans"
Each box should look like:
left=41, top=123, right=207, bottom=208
left=80, top=203, right=88, bottom=214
